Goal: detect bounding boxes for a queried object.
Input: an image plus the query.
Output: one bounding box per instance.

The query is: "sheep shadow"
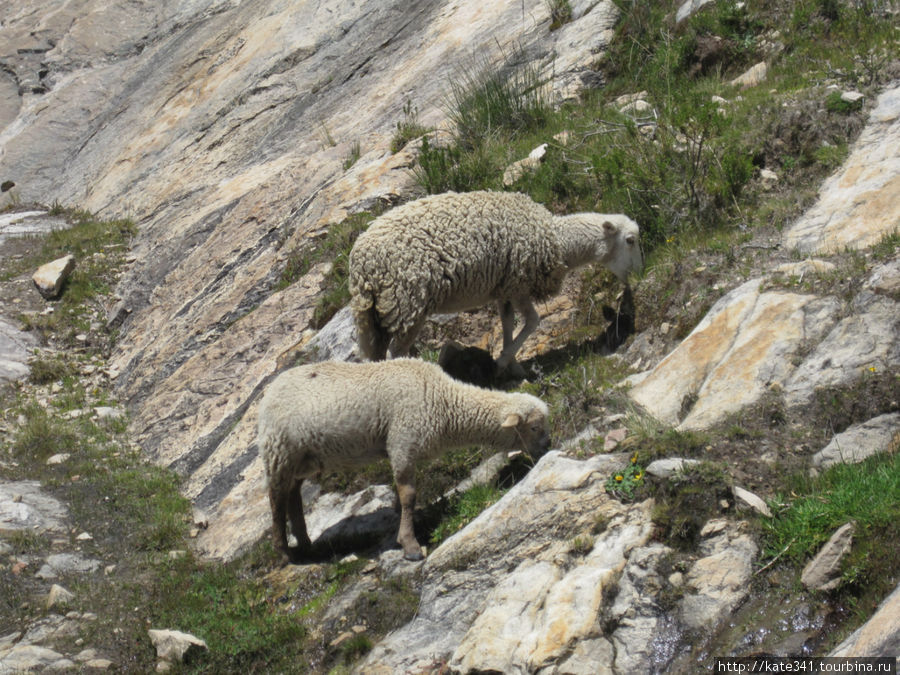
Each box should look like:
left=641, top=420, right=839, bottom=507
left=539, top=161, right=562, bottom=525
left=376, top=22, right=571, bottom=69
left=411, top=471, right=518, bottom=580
left=438, top=285, right=635, bottom=389
left=300, top=507, right=401, bottom=562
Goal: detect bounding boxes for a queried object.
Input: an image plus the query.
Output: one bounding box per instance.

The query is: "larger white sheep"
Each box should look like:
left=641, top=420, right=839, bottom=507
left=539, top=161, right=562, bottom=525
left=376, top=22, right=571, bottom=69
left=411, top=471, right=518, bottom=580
left=257, top=358, right=550, bottom=563
left=349, top=190, right=643, bottom=370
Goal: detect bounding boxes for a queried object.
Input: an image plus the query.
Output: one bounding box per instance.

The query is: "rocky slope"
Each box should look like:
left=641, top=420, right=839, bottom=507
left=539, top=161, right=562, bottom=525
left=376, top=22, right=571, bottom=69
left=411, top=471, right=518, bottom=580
left=2, top=0, right=623, bottom=561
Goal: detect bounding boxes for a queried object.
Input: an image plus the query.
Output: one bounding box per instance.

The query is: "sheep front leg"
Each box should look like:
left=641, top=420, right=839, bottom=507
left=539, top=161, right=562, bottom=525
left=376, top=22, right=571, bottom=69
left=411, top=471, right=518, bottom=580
left=497, top=298, right=540, bottom=371
left=393, top=466, right=424, bottom=561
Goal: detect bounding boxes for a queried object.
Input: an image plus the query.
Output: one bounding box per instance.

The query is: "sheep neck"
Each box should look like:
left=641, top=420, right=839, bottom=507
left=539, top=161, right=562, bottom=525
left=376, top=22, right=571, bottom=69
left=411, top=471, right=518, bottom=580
left=437, top=385, right=512, bottom=450
left=556, top=216, right=609, bottom=270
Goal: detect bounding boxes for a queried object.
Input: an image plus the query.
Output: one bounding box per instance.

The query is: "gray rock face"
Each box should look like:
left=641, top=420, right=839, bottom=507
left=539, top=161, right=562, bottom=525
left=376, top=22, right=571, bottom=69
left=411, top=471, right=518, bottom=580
left=3, top=0, right=894, bottom=586
left=0, top=211, right=68, bottom=245
left=679, top=519, right=758, bottom=631
left=630, top=279, right=843, bottom=429
left=6, top=0, right=625, bottom=560
left=783, top=85, right=900, bottom=254
left=810, top=413, right=900, bottom=472
left=0, top=318, right=38, bottom=383
left=358, top=451, right=637, bottom=673
left=356, top=451, right=758, bottom=674
left=0, top=481, right=68, bottom=535
left=831, top=581, right=900, bottom=658
left=801, top=522, right=855, bottom=592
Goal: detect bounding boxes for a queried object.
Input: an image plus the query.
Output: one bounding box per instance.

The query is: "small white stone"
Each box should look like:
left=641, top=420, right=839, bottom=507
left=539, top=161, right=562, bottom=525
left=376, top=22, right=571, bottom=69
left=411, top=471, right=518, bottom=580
left=840, top=91, right=864, bottom=103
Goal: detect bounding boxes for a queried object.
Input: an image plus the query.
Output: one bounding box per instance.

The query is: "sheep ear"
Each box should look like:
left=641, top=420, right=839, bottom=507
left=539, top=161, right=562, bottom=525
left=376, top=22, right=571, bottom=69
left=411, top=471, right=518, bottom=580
left=501, top=413, right=521, bottom=428
left=602, top=220, right=617, bottom=235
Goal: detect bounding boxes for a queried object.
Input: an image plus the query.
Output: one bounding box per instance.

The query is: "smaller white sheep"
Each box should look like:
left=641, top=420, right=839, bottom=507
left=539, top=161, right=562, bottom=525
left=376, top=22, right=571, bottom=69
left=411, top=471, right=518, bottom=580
left=349, top=190, right=643, bottom=371
left=257, top=358, right=550, bottom=562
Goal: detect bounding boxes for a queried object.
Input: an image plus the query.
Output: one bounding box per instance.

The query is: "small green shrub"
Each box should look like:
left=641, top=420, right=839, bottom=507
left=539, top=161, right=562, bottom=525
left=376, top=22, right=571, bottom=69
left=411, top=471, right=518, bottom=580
left=445, top=46, right=551, bottom=151
left=546, top=0, right=573, bottom=30
left=27, top=355, right=74, bottom=384
left=11, top=403, right=81, bottom=467
left=414, top=135, right=501, bottom=194
left=343, top=140, right=361, bottom=170
left=825, top=90, right=863, bottom=114
left=391, top=99, right=430, bottom=153
left=605, top=452, right=647, bottom=501
left=151, top=557, right=309, bottom=671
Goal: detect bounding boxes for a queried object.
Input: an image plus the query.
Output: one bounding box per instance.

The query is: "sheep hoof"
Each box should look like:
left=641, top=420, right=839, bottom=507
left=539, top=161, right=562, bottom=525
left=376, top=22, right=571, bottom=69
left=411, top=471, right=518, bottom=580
left=403, top=550, right=425, bottom=561
left=286, top=545, right=309, bottom=565
left=498, top=360, right=526, bottom=380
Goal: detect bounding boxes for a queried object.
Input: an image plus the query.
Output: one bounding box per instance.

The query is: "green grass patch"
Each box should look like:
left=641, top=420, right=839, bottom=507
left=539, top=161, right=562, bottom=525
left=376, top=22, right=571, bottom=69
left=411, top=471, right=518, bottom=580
left=430, top=483, right=506, bottom=547
left=7, top=208, right=136, bottom=347
left=762, top=452, right=900, bottom=576
left=406, top=0, right=894, bottom=263
left=149, top=556, right=310, bottom=672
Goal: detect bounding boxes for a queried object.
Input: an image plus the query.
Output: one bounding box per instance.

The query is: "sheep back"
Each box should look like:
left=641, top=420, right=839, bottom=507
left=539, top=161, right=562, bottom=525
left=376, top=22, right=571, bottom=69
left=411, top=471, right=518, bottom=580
left=258, top=360, right=430, bottom=481
left=349, top=191, right=566, bottom=338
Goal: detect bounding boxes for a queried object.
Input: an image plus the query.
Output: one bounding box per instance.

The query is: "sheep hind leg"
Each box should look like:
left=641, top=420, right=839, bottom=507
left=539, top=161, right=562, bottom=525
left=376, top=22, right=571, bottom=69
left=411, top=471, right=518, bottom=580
left=393, top=467, right=424, bottom=561
left=286, top=477, right=312, bottom=563
left=496, top=298, right=539, bottom=373
left=388, top=317, right=427, bottom=360
left=268, top=480, right=294, bottom=564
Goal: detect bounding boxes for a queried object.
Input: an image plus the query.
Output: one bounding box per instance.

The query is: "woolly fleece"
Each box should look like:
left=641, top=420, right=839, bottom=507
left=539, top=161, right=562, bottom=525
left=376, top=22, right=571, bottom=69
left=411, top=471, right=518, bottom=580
left=258, top=358, right=550, bottom=561
left=349, top=190, right=641, bottom=365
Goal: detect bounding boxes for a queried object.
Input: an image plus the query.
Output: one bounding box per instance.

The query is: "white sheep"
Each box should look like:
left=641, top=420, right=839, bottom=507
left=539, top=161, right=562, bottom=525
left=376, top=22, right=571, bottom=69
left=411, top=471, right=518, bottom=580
left=349, top=190, right=643, bottom=371
left=257, top=358, right=550, bottom=562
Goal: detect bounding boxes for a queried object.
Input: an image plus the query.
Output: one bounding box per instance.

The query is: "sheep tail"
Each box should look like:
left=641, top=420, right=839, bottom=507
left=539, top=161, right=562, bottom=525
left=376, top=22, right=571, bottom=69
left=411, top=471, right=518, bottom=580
left=351, top=289, right=389, bottom=361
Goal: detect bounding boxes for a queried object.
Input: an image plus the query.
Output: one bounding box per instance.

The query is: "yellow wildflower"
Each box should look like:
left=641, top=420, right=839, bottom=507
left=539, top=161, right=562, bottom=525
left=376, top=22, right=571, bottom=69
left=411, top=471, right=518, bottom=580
left=615, top=475, right=624, bottom=482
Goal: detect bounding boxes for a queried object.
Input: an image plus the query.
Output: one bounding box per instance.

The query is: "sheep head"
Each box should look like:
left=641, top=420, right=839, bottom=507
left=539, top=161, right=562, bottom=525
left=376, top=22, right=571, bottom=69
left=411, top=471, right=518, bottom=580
left=557, top=213, right=644, bottom=281
left=597, top=215, right=643, bottom=282
left=501, top=394, right=551, bottom=458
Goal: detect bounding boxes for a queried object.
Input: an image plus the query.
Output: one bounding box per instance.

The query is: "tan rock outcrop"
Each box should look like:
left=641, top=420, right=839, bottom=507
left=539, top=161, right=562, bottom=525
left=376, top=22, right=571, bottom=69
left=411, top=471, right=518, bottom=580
left=784, top=85, right=900, bottom=254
